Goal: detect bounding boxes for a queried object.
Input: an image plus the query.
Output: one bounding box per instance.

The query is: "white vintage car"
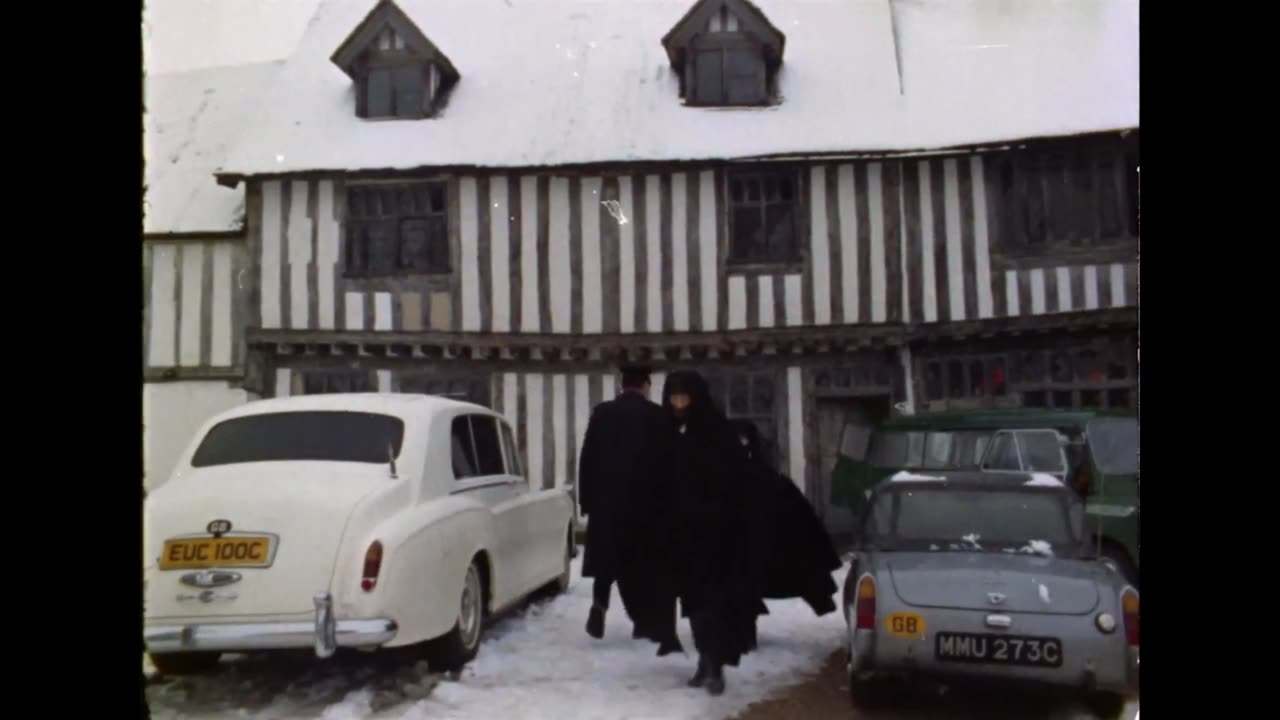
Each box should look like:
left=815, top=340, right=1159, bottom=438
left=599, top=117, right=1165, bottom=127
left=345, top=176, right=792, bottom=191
left=143, top=393, right=576, bottom=675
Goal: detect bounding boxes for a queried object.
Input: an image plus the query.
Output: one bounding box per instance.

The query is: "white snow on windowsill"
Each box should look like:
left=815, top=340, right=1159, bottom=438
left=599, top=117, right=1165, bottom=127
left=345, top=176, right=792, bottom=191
left=890, top=471, right=947, bottom=483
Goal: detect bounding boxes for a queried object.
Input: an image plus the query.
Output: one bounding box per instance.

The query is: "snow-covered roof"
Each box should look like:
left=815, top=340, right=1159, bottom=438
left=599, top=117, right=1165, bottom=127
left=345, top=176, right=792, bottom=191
left=143, top=61, right=284, bottom=234
left=219, top=0, right=1138, bottom=178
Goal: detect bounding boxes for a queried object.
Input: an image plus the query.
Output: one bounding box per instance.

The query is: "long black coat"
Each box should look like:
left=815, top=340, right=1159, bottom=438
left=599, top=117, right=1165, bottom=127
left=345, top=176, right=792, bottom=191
left=578, top=391, right=672, bottom=578
left=661, top=371, right=770, bottom=667
left=732, top=420, right=841, bottom=616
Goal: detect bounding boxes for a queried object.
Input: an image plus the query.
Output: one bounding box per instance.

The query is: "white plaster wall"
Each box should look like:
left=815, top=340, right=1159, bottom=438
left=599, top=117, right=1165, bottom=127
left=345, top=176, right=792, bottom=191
left=143, top=381, right=256, bottom=491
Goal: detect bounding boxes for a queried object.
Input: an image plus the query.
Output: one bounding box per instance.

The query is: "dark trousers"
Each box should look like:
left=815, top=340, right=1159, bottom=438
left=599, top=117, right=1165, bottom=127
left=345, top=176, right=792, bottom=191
left=593, top=576, right=612, bottom=609
left=689, top=608, right=723, bottom=665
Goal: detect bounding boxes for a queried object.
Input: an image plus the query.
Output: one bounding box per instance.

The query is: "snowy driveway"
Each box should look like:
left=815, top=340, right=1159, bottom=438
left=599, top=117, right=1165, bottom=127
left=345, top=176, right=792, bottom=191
left=146, top=557, right=1138, bottom=719
left=147, top=557, right=849, bottom=720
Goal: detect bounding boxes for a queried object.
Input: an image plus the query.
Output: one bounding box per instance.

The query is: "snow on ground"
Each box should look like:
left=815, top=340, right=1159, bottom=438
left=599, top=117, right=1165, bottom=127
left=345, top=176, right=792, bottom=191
left=147, top=557, right=850, bottom=720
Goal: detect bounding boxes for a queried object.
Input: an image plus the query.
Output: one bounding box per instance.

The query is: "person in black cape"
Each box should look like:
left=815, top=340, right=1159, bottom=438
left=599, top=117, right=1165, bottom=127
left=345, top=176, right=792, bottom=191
left=577, top=364, right=682, bottom=655
left=660, top=370, right=770, bottom=695
left=731, top=419, right=842, bottom=617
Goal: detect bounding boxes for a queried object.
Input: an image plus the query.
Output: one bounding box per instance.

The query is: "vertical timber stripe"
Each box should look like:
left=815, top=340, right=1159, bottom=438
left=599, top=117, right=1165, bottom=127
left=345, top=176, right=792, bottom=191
left=902, top=161, right=923, bottom=324
left=660, top=174, right=675, bottom=332
left=569, top=176, right=584, bottom=334
left=261, top=180, right=282, bottom=328
left=825, top=165, right=843, bottom=325
left=882, top=160, right=903, bottom=324
left=837, top=164, right=859, bottom=323
left=507, top=176, right=522, bottom=335
left=784, top=274, right=803, bottom=326
left=970, top=157, right=995, bottom=319
left=1030, top=269, right=1047, bottom=315
left=1018, top=268, right=1033, bottom=318
left=1110, top=263, right=1126, bottom=306
left=618, top=176, right=636, bottom=334
left=179, top=243, right=203, bottom=366
left=758, top=276, right=776, bottom=327
left=552, top=374, right=568, bottom=489
left=728, top=275, right=747, bottom=329
left=1057, top=267, right=1073, bottom=311
left=787, top=366, right=805, bottom=492
left=519, top=177, right=538, bottom=332
left=856, top=164, right=874, bottom=324
left=489, top=175, right=511, bottom=332
left=1070, top=266, right=1086, bottom=315
left=867, top=162, right=888, bottom=323
left=548, top=177, right=571, bottom=333
left=772, top=274, right=787, bottom=329
left=645, top=175, right=662, bottom=333
left=515, top=373, right=527, bottom=484
left=671, top=173, right=691, bottom=331
left=210, top=243, right=233, bottom=366
left=601, top=176, right=622, bottom=334
left=1044, top=268, right=1059, bottom=313
left=956, top=163, right=977, bottom=321
left=316, top=180, right=338, bottom=329
left=684, top=171, right=701, bottom=331
left=698, top=170, right=719, bottom=331
left=942, top=159, right=965, bottom=321
left=714, top=169, right=729, bottom=331
left=929, top=161, right=949, bottom=323
left=565, top=374, right=577, bottom=490
left=810, top=165, right=832, bottom=325
left=537, top=176, right=553, bottom=333
left=476, top=175, right=493, bottom=333
left=288, top=181, right=311, bottom=330
left=573, top=374, right=590, bottom=486
left=581, top=177, right=604, bottom=333
left=460, top=177, right=481, bottom=332
left=525, top=374, right=544, bottom=491
left=149, top=245, right=177, bottom=366
left=542, top=373, right=555, bottom=489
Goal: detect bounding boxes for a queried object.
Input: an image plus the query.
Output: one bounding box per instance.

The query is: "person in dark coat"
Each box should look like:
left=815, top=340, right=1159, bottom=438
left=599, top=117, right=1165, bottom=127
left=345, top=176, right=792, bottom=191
left=731, top=419, right=842, bottom=617
left=578, top=364, right=682, bottom=655
left=661, top=370, right=770, bottom=696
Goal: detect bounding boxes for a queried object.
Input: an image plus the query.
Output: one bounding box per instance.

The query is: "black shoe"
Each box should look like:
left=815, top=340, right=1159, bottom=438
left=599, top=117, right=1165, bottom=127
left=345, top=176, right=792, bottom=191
left=705, top=664, right=725, bottom=696
left=687, top=657, right=709, bottom=688
left=657, top=637, right=683, bottom=657
left=586, top=606, right=605, bottom=639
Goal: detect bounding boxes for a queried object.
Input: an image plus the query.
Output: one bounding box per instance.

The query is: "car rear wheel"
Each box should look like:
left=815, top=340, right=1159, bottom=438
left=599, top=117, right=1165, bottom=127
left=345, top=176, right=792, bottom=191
left=427, top=559, right=485, bottom=672
left=148, top=651, right=221, bottom=676
left=1099, top=542, right=1139, bottom=588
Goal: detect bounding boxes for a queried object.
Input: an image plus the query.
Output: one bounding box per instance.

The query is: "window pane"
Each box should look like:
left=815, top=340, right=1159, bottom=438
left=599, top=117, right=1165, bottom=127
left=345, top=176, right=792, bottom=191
left=451, top=417, right=479, bottom=479
left=732, top=206, right=764, bottom=259
left=983, top=433, right=1021, bottom=471
left=693, top=49, right=723, bottom=104
left=426, top=215, right=450, bottom=270
left=923, top=432, right=954, bottom=469
left=400, top=218, right=430, bottom=272
left=947, top=360, right=965, bottom=398
left=347, top=187, right=366, bottom=217
left=1017, top=352, right=1046, bottom=384
left=969, top=360, right=985, bottom=396
left=724, top=48, right=764, bottom=104
left=501, top=424, right=523, bottom=478
left=346, top=222, right=367, bottom=273
left=367, top=219, right=397, bottom=274
left=764, top=203, right=794, bottom=259
left=1023, top=390, right=1047, bottom=408
left=1017, top=431, right=1065, bottom=473
left=904, top=432, right=925, bottom=467
left=191, top=411, right=404, bottom=467
left=429, top=184, right=446, bottom=212
left=367, top=67, right=392, bottom=116
left=393, top=64, right=423, bottom=118
left=868, top=432, right=905, bottom=467
left=990, top=357, right=1008, bottom=396
left=469, top=416, right=505, bottom=476
left=1049, top=351, right=1074, bottom=383
left=924, top=362, right=943, bottom=401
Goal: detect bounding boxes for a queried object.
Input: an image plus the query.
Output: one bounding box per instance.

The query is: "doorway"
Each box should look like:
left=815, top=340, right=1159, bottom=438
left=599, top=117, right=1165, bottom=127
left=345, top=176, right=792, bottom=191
left=814, top=394, right=892, bottom=535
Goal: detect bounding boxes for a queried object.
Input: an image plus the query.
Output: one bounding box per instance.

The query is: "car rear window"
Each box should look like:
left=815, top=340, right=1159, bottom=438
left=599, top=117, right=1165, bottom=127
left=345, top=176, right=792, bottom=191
left=868, top=487, right=1080, bottom=549
left=190, top=411, right=405, bottom=467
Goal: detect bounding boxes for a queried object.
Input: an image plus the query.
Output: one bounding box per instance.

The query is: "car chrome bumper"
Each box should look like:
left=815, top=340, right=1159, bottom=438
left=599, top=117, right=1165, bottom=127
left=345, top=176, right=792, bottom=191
left=144, top=592, right=397, bottom=658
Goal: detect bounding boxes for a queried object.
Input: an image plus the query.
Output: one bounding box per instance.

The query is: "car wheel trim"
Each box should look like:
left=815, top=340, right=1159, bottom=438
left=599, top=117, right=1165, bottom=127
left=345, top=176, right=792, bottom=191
left=459, top=564, right=482, bottom=650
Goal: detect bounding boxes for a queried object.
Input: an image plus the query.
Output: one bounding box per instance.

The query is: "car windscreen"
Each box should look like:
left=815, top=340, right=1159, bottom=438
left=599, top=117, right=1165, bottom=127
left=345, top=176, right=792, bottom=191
left=190, top=411, right=405, bottom=467
left=866, top=486, right=1081, bottom=551
left=1087, top=417, right=1139, bottom=475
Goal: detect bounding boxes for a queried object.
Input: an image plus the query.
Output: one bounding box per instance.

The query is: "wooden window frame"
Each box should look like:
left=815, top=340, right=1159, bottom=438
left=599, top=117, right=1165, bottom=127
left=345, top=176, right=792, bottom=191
left=299, top=369, right=374, bottom=395
left=343, top=180, right=451, bottom=279
left=397, top=372, right=491, bottom=408
left=990, top=136, right=1139, bottom=270
left=685, top=34, right=770, bottom=107
left=724, top=166, right=804, bottom=266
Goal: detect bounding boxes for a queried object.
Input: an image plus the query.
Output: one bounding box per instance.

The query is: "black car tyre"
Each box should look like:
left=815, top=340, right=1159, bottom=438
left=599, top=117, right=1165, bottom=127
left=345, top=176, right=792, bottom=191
left=1088, top=692, right=1128, bottom=719
left=427, top=559, right=485, bottom=672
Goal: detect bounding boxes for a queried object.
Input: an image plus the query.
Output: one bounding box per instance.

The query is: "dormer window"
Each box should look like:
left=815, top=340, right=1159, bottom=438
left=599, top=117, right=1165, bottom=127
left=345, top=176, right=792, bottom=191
left=330, top=0, right=459, bottom=120
left=662, top=0, right=786, bottom=108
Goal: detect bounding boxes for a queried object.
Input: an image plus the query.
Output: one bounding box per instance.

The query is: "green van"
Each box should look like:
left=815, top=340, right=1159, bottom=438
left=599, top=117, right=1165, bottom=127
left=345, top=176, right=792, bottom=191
left=830, top=408, right=1139, bottom=584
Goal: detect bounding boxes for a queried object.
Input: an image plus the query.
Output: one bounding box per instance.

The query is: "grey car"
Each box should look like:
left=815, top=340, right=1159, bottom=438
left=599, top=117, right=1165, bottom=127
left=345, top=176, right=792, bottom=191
left=840, top=472, right=1138, bottom=718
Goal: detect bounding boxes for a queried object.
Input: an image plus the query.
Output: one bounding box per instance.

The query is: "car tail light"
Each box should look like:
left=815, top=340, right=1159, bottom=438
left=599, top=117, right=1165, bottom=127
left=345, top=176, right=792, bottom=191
left=361, top=541, right=383, bottom=592
left=854, top=574, right=876, bottom=630
left=1121, top=587, right=1139, bottom=646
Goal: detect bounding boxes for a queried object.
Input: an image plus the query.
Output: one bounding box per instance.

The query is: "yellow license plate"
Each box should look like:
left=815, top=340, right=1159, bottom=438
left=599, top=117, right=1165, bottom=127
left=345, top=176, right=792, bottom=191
left=159, top=535, right=274, bottom=570
left=885, top=611, right=927, bottom=639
